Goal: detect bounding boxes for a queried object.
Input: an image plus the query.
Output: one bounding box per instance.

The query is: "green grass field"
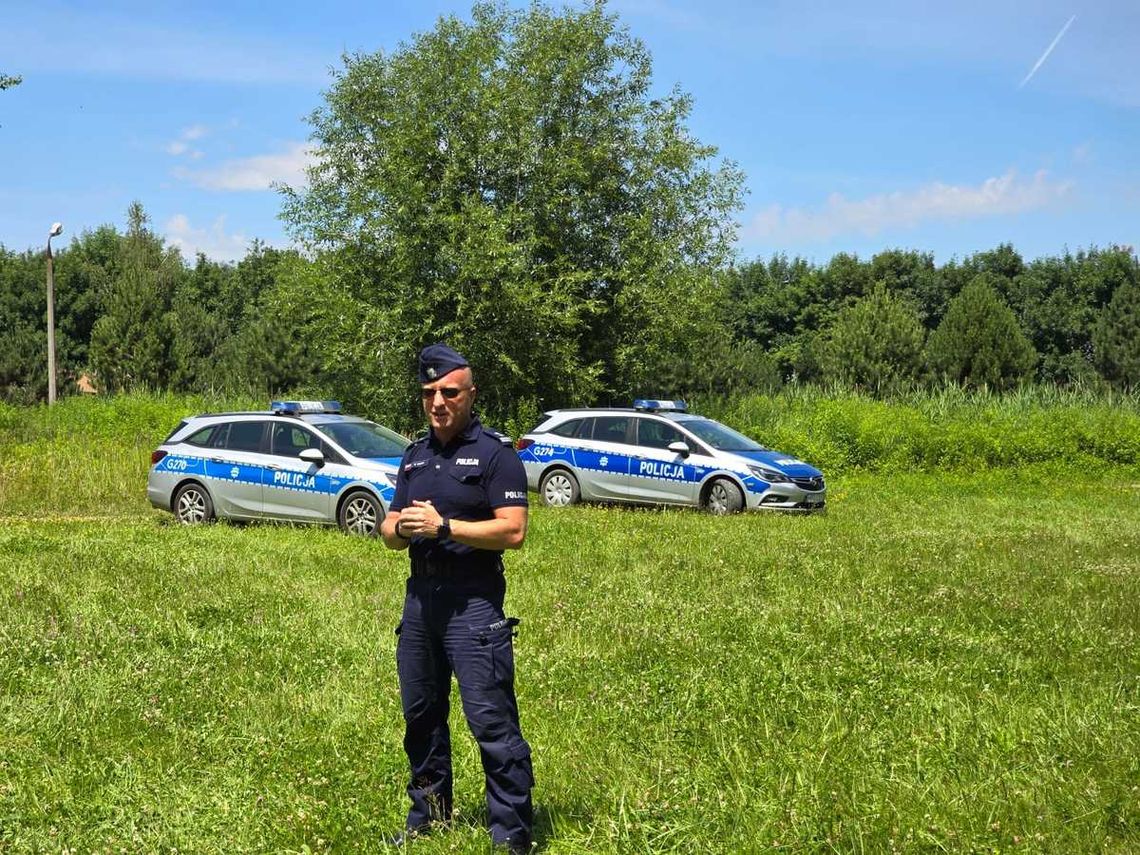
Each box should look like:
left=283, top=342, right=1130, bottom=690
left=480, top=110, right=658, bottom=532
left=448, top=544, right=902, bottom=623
left=2, top=396, right=1139, bottom=853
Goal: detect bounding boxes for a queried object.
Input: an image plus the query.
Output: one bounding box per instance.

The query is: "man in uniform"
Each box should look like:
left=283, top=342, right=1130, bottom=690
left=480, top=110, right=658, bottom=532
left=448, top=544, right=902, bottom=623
left=380, top=343, right=533, bottom=853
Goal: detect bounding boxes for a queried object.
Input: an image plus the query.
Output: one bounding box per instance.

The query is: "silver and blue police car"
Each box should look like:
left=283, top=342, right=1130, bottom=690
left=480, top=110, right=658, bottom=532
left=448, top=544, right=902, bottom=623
left=516, top=400, right=825, bottom=514
left=147, top=401, right=408, bottom=534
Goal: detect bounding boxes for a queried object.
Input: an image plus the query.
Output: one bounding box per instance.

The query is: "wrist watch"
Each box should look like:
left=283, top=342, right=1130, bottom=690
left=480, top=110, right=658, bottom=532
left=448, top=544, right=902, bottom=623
left=438, top=518, right=451, bottom=542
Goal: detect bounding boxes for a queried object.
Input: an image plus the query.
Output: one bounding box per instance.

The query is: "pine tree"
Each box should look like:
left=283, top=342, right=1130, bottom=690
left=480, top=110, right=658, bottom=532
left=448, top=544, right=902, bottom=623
left=1093, top=280, right=1140, bottom=388
left=822, top=283, right=926, bottom=394
left=926, top=274, right=1036, bottom=389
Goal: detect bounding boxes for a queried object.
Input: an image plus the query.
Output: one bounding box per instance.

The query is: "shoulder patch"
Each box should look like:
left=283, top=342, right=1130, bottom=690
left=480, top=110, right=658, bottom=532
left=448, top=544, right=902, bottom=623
left=483, top=428, right=514, bottom=446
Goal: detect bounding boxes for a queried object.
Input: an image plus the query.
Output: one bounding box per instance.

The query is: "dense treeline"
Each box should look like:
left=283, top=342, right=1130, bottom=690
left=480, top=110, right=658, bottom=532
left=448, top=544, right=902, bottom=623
left=2, top=202, right=1138, bottom=431
left=723, top=244, right=1140, bottom=394
left=2, top=3, right=1138, bottom=434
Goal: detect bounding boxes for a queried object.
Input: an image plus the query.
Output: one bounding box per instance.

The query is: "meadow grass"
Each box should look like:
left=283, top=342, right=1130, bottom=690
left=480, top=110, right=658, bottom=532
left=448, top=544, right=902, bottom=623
left=698, top=385, right=1140, bottom=474
left=1, top=395, right=1138, bottom=852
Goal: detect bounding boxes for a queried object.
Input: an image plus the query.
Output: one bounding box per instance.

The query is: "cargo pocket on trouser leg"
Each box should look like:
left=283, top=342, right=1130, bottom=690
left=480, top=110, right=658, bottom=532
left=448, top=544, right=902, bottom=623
left=466, top=617, right=518, bottom=687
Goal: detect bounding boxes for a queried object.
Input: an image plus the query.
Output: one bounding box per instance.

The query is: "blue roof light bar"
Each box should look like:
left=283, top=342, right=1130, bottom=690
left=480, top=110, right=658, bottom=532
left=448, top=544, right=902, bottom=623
left=271, top=400, right=343, bottom=414
left=633, top=399, right=687, bottom=412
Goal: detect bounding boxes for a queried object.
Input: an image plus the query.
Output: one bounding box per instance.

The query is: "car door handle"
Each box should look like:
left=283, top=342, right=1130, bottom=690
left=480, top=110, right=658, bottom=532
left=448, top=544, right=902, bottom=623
left=267, top=464, right=281, bottom=470
left=209, top=457, right=225, bottom=463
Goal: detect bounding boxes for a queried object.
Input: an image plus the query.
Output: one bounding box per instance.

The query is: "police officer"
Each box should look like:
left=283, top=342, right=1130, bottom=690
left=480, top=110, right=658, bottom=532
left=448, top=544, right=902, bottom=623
left=380, top=343, right=533, bottom=854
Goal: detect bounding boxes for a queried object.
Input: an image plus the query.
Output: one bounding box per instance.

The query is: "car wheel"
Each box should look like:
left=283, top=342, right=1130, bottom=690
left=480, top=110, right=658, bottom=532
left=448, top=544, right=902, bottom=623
left=704, top=477, right=743, bottom=515
left=339, top=490, right=380, bottom=536
left=173, top=482, right=214, bottom=524
left=539, top=468, right=580, bottom=507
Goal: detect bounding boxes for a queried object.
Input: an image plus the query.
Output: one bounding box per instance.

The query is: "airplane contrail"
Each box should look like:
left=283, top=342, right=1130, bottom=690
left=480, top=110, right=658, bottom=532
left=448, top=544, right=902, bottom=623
left=1020, top=14, right=1077, bottom=88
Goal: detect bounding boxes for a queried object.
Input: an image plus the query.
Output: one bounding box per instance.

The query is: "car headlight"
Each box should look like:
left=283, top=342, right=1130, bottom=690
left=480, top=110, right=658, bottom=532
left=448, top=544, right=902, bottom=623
left=748, top=464, right=789, bottom=483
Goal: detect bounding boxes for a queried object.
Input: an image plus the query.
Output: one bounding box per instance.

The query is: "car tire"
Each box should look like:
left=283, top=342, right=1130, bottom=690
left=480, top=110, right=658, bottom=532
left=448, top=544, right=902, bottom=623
left=172, top=481, right=214, bottom=525
left=339, top=490, right=380, bottom=536
left=704, top=477, right=743, bottom=515
left=539, top=468, right=580, bottom=507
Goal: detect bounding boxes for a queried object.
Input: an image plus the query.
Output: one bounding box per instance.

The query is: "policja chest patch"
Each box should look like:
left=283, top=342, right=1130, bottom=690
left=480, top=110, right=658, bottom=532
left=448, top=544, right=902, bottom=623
left=456, top=458, right=479, bottom=466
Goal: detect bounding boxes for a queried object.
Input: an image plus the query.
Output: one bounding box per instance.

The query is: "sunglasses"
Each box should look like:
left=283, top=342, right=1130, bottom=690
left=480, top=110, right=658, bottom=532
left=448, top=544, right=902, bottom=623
left=421, top=386, right=468, bottom=400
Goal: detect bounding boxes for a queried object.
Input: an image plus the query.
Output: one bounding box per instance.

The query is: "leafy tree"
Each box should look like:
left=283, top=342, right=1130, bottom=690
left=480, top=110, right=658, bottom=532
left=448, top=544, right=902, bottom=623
left=88, top=203, right=183, bottom=391
left=821, top=283, right=926, bottom=394
left=926, top=274, right=1036, bottom=389
left=0, top=73, right=21, bottom=91
left=167, top=254, right=236, bottom=392
left=868, top=249, right=944, bottom=327
left=1093, top=279, right=1140, bottom=388
left=0, top=248, right=47, bottom=402
left=216, top=253, right=331, bottom=396
left=281, top=1, right=743, bottom=429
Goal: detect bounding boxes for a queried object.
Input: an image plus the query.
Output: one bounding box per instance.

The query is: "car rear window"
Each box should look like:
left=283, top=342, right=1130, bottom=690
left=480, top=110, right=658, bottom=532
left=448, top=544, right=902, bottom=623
left=592, top=416, right=631, bottom=444
left=184, top=425, right=218, bottom=447
left=549, top=418, right=584, bottom=438
left=216, top=420, right=267, bottom=453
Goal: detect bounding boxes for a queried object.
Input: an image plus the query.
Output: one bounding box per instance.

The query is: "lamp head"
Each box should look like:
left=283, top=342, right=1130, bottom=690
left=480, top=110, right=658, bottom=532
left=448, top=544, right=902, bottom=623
left=49, top=222, right=63, bottom=238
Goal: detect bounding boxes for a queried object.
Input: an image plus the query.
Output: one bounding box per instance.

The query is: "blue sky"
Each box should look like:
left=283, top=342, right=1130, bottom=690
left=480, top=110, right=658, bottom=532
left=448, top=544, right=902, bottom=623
left=2, top=0, right=1137, bottom=265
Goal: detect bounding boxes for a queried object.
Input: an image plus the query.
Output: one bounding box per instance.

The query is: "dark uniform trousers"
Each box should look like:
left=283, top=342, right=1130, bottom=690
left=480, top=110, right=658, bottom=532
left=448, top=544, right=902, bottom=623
left=395, top=565, right=533, bottom=844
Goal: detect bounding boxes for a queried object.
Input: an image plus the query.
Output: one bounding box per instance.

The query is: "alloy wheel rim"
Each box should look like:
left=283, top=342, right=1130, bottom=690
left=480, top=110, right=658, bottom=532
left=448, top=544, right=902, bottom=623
left=178, top=490, right=205, bottom=523
left=345, top=498, right=376, bottom=533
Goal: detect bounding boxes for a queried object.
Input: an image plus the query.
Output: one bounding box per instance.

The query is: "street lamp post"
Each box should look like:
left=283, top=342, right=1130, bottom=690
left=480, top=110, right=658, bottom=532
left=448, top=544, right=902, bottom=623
left=46, top=222, right=63, bottom=404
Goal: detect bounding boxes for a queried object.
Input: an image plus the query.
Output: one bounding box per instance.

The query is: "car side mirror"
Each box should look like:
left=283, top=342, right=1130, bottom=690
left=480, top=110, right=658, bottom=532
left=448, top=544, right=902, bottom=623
left=299, top=448, right=325, bottom=466
left=667, top=441, right=690, bottom=458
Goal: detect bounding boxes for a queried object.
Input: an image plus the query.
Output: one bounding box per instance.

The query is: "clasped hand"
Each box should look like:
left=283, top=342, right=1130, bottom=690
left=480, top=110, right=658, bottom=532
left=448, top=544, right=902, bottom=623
left=398, top=500, right=444, bottom=538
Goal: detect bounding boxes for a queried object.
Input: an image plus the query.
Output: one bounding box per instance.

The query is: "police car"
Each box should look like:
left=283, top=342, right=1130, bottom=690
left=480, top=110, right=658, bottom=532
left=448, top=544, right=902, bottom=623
left=516, top=400, right=825, bottom=513
left=147, top=401, right=408, bottom=534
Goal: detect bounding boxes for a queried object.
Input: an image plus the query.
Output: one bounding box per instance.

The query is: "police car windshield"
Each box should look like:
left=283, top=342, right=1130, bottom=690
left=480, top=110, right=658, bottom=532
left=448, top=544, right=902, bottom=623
left=683, top=418, right=767, bottom=452
left=321, top=421, right=409, bottom=458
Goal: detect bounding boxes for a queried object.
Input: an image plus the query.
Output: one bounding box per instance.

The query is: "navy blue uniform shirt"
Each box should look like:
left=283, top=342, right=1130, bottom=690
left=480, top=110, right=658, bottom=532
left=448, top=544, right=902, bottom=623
left=391, top=415, right=529, bottom=566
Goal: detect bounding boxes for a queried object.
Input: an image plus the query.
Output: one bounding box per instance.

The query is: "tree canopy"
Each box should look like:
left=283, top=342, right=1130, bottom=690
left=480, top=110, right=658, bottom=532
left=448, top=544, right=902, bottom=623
left=281, top=0, right=744, bottom=428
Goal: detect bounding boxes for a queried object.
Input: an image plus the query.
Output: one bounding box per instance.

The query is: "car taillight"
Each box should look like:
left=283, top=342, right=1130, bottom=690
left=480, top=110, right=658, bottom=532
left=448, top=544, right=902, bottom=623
left=151, top=449, right=168, bottom=465
left=515, top=438, right=534, bottom=450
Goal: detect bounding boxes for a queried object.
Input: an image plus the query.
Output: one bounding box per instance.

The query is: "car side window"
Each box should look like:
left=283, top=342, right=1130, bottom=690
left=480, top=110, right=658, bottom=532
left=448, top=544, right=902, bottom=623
left=184, top=425, right=217, bottom=447
left=592, top=416, right=631, bottom=445
left=222, top=420, right=267, bottom=453
left=635, top=418, right=685, bottom=450
left=549, top=418, right=583, bottom=438
left=271, top=423, right=320, bottom=457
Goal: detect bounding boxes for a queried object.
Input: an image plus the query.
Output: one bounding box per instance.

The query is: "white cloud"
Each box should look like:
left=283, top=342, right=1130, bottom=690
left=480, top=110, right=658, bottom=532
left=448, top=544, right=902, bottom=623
left=164, top=214, right=251, bottom=263
left=165, top=125, right=210, bottom=159
left=175, top=142, right=314, bottom=192
left=745, top=170, right=1074, bottom=244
